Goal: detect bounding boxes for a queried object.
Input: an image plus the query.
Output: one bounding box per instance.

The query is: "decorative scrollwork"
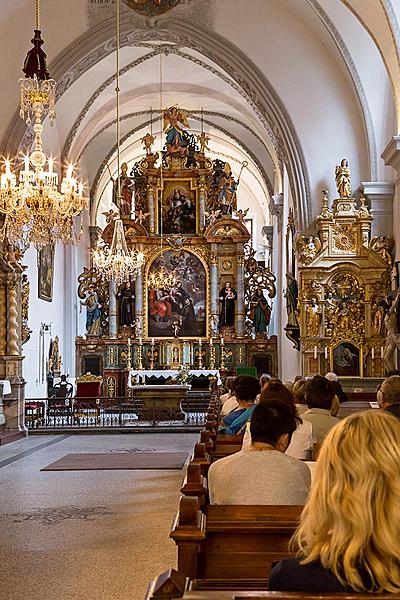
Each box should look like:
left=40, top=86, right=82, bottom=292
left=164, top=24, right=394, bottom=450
left=296, top=235, right=321, bottom=265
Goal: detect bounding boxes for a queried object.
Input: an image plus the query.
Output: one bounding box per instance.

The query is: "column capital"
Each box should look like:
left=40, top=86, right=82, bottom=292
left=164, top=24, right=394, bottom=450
left=382, top=135, right=400, bottom=172
left=269, top=194, right=283, bottom=232
left=362, top=182, right=395, bottom=237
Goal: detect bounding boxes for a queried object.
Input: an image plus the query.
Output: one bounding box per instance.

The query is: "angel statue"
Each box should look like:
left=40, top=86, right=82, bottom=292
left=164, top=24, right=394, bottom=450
left=205, top=209, right=221, bottom=226
left=163, top=106, right=190, bottom=156
left=196, top=132, right=210, bottom=154
left=370, top=236, right=394, bottom=267
left=141, top=132, right=155, bottom=155
left=335, top=158, right=352, bottom=198
left=296, top=235, right=321, bottom=265
left=233, top=208, right=249, bottom=224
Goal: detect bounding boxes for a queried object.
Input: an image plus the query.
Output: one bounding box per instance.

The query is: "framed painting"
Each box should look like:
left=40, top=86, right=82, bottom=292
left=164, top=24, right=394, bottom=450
left=331, top=342, right=362, bottom=377
left=147, top=249, right=207, bottom=338
left=158, top=179, right=197, bottom=235
left=38, top=244, right=55, bottom=302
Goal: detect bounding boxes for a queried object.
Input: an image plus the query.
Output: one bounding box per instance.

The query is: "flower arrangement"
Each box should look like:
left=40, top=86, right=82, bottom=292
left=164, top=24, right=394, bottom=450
left=175, top=364, right=192, bottom=385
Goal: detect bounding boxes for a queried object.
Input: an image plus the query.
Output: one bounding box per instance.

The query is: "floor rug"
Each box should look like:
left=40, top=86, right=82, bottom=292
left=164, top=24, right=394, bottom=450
left=41, top=452, right=188, bottom=471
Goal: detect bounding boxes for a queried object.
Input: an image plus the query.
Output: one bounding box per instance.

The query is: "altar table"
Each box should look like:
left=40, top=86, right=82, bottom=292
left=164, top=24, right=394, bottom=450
left=128, top=369, right=222, bottom=387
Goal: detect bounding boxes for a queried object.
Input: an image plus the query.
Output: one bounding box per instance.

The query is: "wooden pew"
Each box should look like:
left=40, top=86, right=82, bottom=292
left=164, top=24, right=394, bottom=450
left=146, top=569, right=400, bottom=599
left=170, top=496, right=302, bottom=584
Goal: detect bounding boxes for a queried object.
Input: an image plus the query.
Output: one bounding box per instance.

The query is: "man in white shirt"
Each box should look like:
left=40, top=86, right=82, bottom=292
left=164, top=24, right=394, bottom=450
left=302, top=375, right=339, bottom=444
left=208, top=400, right=311, bottom=505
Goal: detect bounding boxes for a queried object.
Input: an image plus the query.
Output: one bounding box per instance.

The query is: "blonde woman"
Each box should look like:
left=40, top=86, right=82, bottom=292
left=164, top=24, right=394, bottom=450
left=268, top=411, right=400, bottom=593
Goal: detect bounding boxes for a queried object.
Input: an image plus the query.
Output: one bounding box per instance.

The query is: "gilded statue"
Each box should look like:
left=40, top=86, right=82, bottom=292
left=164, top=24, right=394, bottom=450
left=141, top=132, right=155, bottom=155
left=371, top=301, right=385, bottom=336
left=335, top=158, right=352, bottom=198
left=306, top=298, right=321, bottom=337
left=196, top=132, right=210, bottom=154
left=324, top=291, right=337, bottom=336
left=296, top=235, right=322, bottom=265
left=370, top=236, right=394, bottom=267
left=48, top=335, right=62, bottom=374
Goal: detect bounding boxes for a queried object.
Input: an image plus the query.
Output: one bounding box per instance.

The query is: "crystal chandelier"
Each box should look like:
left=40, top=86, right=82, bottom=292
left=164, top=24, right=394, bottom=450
left=0, top=0, right=87, bottom=249
left=93, top=220, right=144, bottom=286
left=92, top=0, right=144, bottom=284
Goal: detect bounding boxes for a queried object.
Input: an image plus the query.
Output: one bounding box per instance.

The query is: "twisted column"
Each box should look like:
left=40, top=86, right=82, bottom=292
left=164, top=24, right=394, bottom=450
left=235, top=253, right=245, bottom=338
left=0, top=281, right=7, bottom=355
left=109, top=280, right=117, bottom=339
left=7, top=278, right=19, bottom=355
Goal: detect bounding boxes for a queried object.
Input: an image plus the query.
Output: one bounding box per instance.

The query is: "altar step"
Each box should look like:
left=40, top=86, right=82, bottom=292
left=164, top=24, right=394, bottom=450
left=0, top=429, right=27, bottom=446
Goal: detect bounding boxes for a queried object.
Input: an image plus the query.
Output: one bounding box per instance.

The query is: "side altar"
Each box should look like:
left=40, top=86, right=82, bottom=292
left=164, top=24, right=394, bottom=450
left=76, top=104, right=278, bottom=396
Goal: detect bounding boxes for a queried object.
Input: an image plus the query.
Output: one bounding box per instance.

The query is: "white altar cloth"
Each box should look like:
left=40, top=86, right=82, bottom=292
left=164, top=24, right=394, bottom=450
left=128, top=369, right=222, bottom=387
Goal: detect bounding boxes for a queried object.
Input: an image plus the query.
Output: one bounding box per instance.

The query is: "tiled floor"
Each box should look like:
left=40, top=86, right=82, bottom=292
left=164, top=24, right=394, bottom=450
left=0, top=432, right=198, bottom=600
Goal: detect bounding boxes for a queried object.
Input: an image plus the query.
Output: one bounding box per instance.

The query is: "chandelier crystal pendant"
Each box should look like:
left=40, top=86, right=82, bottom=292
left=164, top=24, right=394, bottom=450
left=0, top=0, right=88, bottom=249
left=92, top=0, right=144, bottom=284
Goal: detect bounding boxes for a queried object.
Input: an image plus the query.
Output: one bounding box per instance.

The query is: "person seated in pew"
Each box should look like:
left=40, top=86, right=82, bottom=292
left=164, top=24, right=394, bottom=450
left=242, top=382, right=313, bottom=460
left=219, top=375, right=260, bottom=434
left=377, top=375, right=400, bottom=419
left=209, top=400, right=311, bottom=505
left=301, top=375, right=339, bottom=445
left=292, top=378, right=309, bottom=415
left=269, top=410, right=400, bottom=593
left=219, top=377, right=239, bottom=417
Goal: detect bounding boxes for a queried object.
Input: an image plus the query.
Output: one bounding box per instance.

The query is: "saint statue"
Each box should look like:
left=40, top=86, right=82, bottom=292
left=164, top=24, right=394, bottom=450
left=80, top=285, right=102, bottom=335
left=306, top=298, right=321, bottom=337
left=219, top=282, right=237, bottom=327
left=250, top=288, right=271, bottom=334
left=118, top=282, right=134, bottom=327
left=113, top=162, right=133, bottom=216
left=163, top=106, right=190, bottom=156
left=335, top=158, right=352, bottom=198
left=383, top=290, right=400, bottom=373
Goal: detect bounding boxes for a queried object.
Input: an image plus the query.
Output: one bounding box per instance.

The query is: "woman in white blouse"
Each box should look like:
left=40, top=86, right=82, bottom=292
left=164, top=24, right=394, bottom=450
left=242, top=380, right=313, bottom=460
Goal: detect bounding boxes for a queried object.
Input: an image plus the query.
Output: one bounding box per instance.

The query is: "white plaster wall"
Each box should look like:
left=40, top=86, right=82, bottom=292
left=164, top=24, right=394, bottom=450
left=22, top=243, right=66, bottom=398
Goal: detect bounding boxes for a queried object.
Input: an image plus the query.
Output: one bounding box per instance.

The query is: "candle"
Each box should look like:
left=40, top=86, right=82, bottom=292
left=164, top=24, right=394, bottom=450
left=198, top=338, right=202, bottom=346
left=78, top=182, right=83, bottom=196
left=127, top=337, right=131, bottom=346
left=24, top=154, right=30, bottom=173
left=381, top=346, right=384, bottom=359
left=220, top=337, right=224, bottom=346
left=371, top=347, right=375, bottom=360
left=313, top=346, right=317, bottom=359
left=324, top=347, right=328, bottom=360
left=48, top=157, right=53, bottom=174
left=66, top=164, right=73, bottom=180
left=139, top=337, right=143, bottom=346
left=209, top=338, right=213, bottom=346
left=151, top=337, right=155, bottom=346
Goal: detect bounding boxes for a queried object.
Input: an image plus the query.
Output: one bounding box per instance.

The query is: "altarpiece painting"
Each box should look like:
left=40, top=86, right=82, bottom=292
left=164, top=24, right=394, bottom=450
left=147, top=249, right=207, bottom=338
left=158, top=181, right=197, bottom=235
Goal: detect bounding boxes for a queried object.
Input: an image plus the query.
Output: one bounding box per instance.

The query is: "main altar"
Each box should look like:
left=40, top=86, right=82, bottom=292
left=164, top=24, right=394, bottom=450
left=76, top=105, right=278, bottom=397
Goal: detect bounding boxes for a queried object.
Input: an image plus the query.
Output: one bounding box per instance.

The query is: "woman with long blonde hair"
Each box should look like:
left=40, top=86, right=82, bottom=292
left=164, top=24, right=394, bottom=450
left=269, top=410, right=400, bottom=593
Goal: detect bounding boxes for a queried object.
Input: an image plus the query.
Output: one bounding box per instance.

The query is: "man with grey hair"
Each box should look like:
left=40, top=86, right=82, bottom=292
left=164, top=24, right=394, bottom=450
left=378, top=375, right=400, bottom=419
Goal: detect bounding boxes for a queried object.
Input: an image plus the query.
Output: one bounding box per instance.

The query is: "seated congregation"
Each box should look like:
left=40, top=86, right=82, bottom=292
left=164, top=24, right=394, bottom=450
left=146, top=372, right=400, bottom=599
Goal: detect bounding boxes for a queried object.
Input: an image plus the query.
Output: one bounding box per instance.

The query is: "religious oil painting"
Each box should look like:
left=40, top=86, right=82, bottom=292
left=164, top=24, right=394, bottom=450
left=38, top=244, right=55, bottom=302
left=158, top=181, right=197, bottom=235
left=147, top=250, right=206, bottom=338
left=332, top=342, right=361, bottom=377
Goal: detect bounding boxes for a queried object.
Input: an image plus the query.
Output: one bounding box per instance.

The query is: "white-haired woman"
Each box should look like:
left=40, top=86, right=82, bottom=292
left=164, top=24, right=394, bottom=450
left=269, top=410, right=400, bottom=593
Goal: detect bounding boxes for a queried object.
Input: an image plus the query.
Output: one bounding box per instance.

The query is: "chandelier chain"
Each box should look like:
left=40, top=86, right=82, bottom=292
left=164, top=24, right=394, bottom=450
left=36, top=0, right=40, bottom=30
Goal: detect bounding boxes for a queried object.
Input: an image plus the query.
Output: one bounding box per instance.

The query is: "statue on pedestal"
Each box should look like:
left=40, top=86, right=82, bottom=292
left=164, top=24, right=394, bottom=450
left=80, top=285, right=102, bottom=335
left=113, top=162, right=133, bottom=216
left=118, top=282, right=134, bottom=327
left=219, top=282, right=237, bottom=327
left=250, top=288, right=271, bottom=335
left=335, top=158, right=352, bottom=198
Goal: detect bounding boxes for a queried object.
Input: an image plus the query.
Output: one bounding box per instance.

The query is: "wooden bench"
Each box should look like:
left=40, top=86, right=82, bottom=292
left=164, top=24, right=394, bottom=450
left=146, top=569, right=400, bottom=599
left=170, top=496, right=302, bottom=583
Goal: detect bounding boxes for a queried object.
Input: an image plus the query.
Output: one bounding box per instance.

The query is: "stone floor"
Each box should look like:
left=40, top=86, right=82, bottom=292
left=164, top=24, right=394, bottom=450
left=0, top=432, right=198, bottom=600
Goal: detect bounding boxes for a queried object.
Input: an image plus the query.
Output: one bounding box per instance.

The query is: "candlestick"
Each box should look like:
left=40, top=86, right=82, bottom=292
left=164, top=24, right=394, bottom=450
left=209, top=344, right=216, bottom=370
left=126, top=337, right=132, bottom=371
left=149, top=346, right=156, bottom=370
left=220, top=346, right=226, bottom=371
left=136, top=344, right=143, bottom=371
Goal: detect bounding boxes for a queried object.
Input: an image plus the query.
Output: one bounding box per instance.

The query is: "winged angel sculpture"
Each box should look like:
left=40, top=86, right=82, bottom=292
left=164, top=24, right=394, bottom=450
left=296, top=235, right=322, bottom=265
left=163, top=106, right=191, bottom=156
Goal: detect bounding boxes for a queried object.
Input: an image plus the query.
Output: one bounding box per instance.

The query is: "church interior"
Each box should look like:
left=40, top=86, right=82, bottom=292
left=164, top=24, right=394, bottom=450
left=1, top=1, right=400, bottom=599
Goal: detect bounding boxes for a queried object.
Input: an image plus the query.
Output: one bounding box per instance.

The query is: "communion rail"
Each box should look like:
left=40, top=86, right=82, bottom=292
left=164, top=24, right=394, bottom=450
left=24, top=395, right=208, bottom=431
